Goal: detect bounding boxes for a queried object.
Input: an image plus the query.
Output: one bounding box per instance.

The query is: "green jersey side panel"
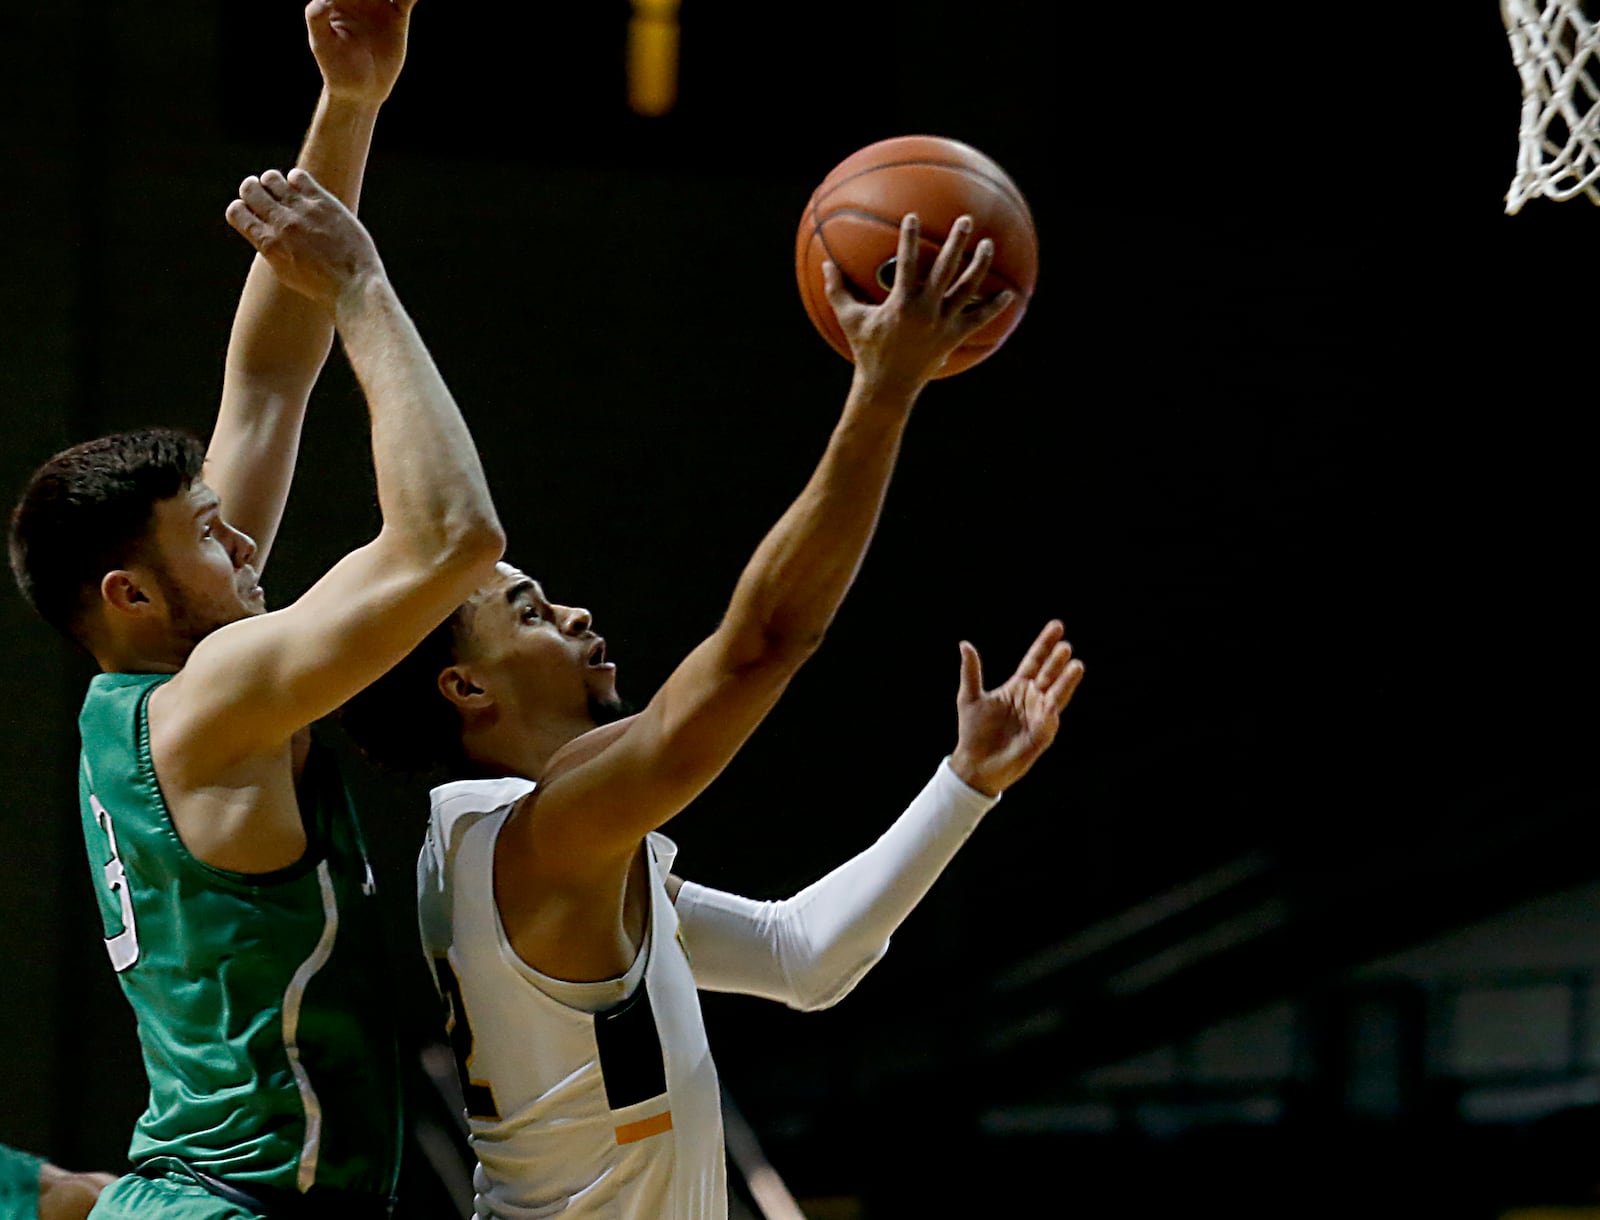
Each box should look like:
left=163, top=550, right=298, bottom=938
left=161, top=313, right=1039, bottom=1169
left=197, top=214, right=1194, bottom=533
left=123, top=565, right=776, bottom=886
left=77, top=672, right=402, bottom=1194
left=0, top=1144, right=41, bottom=1220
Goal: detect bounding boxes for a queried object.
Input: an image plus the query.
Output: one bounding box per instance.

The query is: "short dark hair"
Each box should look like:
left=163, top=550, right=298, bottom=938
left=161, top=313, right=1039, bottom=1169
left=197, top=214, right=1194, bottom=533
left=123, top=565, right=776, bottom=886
left=339, top=611, right=471, bottom=777
left=9, top=428, right=207, bottom=643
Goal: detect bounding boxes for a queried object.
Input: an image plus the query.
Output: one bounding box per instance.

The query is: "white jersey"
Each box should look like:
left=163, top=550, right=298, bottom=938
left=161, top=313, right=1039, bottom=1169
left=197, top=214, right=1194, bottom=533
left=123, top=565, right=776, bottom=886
left=419, top=777, right=727, bottom=1220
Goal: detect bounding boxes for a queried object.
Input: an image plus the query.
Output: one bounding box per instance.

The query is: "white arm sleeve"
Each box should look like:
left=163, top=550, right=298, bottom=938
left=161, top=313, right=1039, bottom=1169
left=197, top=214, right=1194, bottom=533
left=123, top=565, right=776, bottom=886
left=673, top=757, right=999, bottom=1012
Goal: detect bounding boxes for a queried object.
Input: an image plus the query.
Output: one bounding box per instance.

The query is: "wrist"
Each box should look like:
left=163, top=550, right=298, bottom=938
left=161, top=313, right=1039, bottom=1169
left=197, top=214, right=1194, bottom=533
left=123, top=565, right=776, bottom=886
left=317, top=88, right=385, bottom=124
left=333, top=267, right=392, bottom=325
left=848, top=368, right=925, bottom=416
left=946, top=748, right=1001, bottom=799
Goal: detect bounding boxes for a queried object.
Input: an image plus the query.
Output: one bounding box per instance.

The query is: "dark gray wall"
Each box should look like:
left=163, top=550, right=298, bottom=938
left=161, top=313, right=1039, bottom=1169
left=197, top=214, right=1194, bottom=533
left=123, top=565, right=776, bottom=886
left=1, top=3, right=1595, bottom=1211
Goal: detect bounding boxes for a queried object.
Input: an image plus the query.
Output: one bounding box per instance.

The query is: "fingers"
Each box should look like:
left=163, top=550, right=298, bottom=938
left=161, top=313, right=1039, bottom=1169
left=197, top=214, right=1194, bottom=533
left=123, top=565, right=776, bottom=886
left=1013, top=619, right=1065, bottom=683
left=1045, top=658, right=1086, bottom=711
left=887, top=212, right=921, bottom=298
left=821, top=257, right=870, bottom=314
left=237, top=174, right=282, bottom=219
left=820, top=258, right=849, bottom=315
left=1035, top=638, right=1075, bottom=692
left=958, top=640, right=984, bottom=705
left=227, top=168, right=322, bottom=250
left=940, top=232, right=992, bottom=302
left=224, top=198, right=268, bottom=249
left=926, top=216, right=974, bottom=298
left=958, top=284, right=1016, bottom=333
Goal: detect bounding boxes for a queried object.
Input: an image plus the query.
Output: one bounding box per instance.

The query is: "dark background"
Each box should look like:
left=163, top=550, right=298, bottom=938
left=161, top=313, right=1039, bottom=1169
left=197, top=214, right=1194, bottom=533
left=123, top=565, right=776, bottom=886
left=0, top=2, right=1594, bottom=1215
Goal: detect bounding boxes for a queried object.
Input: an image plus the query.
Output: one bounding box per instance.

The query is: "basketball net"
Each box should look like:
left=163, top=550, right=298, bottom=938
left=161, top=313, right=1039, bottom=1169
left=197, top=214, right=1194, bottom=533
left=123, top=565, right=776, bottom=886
left=1502, top=0, right=1600, bottom=212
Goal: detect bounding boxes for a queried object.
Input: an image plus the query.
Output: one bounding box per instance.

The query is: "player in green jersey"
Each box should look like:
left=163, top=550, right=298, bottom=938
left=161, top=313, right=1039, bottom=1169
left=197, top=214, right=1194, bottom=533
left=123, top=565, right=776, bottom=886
left=0, top=1143, right=113, bottom=1220
left=7, top=2, right=503, bottom=1216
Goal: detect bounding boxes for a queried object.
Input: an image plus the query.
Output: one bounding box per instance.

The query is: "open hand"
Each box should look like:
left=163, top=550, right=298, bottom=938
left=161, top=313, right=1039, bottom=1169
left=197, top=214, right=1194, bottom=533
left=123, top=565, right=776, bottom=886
left=948, top=620, right=1084, bottom=797
left=225, top=168, right=385, bottom=308
left=307, top=0, right=419, bottom=105
left=822, top=212, right=1014, bottom=393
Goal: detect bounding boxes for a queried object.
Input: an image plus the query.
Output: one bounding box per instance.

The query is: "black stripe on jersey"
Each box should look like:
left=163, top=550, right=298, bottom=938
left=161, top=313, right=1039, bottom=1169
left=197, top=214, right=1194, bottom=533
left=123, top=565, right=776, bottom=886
left=594, top=978, right=668, bottom=1111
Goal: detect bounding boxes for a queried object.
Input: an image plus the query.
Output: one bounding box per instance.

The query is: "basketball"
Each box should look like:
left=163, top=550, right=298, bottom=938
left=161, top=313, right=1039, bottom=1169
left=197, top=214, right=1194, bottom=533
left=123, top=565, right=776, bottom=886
left=794, top=135, right=1038, bottom=378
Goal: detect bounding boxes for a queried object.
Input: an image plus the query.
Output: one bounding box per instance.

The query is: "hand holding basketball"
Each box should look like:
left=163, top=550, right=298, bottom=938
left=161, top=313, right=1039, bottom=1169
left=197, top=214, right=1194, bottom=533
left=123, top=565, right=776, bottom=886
left=822, top=212, right=1014, bottom=393
left=797, top=135, right=1039, bottom=377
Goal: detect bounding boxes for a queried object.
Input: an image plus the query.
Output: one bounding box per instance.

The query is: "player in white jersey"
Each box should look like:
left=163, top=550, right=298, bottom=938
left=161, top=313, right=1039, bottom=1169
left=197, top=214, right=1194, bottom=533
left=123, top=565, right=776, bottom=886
left=345, top=215, right=1083, bottom=1218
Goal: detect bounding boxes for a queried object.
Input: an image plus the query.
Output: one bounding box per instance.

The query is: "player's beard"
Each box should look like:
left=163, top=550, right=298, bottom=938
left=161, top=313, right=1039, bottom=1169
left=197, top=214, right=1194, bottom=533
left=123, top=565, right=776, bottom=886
left=152, top=566, right=234, bottom=657
left=588, top=691, right=633, bottom=726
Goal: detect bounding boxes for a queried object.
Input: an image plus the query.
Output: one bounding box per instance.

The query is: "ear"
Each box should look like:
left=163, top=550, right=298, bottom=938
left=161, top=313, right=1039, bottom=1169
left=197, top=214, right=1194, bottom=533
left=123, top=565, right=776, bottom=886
left=100, top=569, right=154, bottom=617
left=437, top=664, right=492, bottom=712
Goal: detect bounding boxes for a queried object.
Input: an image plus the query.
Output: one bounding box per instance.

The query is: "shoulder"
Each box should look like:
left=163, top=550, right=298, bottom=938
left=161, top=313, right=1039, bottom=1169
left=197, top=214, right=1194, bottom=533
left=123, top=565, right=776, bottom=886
left=423, top=776, right=537, bottom=868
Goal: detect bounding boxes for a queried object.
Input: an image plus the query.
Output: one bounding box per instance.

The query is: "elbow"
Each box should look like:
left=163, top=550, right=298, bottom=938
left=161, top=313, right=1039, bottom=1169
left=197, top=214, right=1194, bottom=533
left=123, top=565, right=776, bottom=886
left=401, top=511, right=503, bottom=585
left=445, top=515, right=506, bottom=581
left=783, top=940, right=890, bottom=1013
left=458, top=514, right=507, bottom=567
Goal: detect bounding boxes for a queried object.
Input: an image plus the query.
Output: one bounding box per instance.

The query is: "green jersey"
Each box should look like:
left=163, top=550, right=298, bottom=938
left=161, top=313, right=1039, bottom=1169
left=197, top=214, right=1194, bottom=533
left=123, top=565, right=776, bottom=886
left=0, top=1143, right=41, bottom=1220
left=76, top=672, right=402, bottom=1196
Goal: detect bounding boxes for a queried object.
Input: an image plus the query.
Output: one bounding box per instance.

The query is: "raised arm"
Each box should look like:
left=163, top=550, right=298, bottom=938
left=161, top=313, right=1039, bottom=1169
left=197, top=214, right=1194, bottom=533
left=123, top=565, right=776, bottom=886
left=520, top=215, right=1014, bottom=877
left=205, top=0, right=418, bottom=570
left=671, top=623, right=1085, bottom=1010
left=155, top=169, right=502, bottom=781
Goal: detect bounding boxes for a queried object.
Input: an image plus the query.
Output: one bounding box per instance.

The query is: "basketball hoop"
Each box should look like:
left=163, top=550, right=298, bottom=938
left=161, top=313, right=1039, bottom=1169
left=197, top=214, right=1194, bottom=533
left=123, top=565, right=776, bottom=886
left=1502, top=0, right=1600, bottom=213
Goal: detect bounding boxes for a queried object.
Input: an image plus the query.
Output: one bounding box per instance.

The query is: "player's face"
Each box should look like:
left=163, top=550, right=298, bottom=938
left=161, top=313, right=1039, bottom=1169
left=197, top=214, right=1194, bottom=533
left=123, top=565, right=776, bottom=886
left=458, top=562, right=620, bottom=726
left=140, top=482, right=265, bottom=651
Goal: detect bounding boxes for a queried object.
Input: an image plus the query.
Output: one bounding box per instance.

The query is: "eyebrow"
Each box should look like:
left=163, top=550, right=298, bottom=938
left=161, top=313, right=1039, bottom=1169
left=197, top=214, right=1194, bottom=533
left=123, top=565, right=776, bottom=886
left=505, top=579, right=539, bottom=606
left=192, top=497, right=221, bottom=519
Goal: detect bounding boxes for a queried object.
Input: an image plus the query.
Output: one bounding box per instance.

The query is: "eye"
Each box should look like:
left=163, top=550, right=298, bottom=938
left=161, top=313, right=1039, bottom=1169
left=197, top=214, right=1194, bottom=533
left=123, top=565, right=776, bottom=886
left=520, top=605, right=541, bottom=624
left=200, top=524, right=214, bottom=540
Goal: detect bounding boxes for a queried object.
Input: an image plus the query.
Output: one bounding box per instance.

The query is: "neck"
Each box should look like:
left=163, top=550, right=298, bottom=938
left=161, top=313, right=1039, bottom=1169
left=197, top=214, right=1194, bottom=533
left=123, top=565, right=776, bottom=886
left=91, top=634, right=188, bottom=675
left=460, top=707, right=597, bottom=782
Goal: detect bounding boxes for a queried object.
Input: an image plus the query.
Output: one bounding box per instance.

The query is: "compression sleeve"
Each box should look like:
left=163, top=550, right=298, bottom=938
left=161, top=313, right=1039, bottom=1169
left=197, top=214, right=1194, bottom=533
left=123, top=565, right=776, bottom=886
left=674, top=757, right=999, bottom=1011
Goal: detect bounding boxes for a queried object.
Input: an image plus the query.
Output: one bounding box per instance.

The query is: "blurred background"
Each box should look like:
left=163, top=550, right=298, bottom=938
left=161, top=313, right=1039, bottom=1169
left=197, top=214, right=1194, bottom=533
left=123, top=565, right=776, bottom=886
left=1, top=2, right=1596, bottom=1216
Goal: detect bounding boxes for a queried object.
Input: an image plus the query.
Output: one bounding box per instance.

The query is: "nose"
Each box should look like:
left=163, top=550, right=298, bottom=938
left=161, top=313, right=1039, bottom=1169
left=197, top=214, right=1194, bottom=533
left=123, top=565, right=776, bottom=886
left=227, top=524, right=258, bottom=570
left=559, top=605, right=592, bottom=637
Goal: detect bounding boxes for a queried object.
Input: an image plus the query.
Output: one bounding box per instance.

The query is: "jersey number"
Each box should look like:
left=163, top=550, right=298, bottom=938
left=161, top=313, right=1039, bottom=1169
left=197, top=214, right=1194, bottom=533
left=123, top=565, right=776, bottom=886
left=433, top=956, right=501, bottom=1122
left=91, top=795, right=139, bottom=973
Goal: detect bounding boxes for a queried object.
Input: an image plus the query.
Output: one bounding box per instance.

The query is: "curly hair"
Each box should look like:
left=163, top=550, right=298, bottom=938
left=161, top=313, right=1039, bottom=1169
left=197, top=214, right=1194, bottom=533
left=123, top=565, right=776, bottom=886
left=9, top=428, right=206, bottom=645
left=338, top=610, right=473, bottom=778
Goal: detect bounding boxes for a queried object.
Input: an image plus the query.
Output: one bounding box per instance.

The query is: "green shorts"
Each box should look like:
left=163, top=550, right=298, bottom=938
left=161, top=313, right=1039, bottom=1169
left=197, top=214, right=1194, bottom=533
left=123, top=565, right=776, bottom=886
left=89, top=1174, right=259, bottom=1220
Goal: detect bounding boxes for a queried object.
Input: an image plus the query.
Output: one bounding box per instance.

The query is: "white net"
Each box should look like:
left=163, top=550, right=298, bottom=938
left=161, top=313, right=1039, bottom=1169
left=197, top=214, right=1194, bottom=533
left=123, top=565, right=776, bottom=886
left=1502, top=0, right=1600, bottom=212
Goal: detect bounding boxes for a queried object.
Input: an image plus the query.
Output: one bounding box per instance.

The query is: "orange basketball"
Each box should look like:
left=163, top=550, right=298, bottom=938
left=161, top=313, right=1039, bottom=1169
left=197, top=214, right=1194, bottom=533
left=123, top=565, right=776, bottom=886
left=795, top=135, right=1038, bottom=378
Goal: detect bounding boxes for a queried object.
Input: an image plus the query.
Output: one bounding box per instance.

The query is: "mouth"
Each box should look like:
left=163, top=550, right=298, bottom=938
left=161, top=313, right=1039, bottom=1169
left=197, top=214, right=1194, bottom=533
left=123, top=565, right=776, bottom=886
left=585, top=637, right=615, bottom=670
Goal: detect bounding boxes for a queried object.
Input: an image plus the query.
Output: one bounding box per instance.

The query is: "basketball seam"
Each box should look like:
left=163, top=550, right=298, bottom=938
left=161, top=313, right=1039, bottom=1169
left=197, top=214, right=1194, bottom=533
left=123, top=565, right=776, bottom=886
left=806, top=208, right=1029, bottom=298
left=809, top=158, right=1035, bottom=240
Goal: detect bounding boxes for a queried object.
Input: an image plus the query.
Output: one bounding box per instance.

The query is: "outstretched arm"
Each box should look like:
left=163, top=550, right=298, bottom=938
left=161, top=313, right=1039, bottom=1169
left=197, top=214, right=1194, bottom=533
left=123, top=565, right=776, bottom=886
left=155, top=170, right=502, bottom=805
left=499, top=214, right=1012, bottom=980
left=205, top=0, right=417, bottom=570
left=670, top=623, right=1083, bottom=1009
left=521, top=215, right=1012, bottom=862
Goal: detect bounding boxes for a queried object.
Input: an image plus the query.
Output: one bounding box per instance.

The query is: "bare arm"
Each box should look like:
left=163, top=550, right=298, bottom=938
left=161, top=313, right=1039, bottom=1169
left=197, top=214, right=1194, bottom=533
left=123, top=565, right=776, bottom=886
left=37, top=1162, right=116, bottom=1220
left=205, top=0, right=418, bottom=570
left=518, top=215, right=1015, bottom=878
left=156, top=169, right=502, bottom=779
